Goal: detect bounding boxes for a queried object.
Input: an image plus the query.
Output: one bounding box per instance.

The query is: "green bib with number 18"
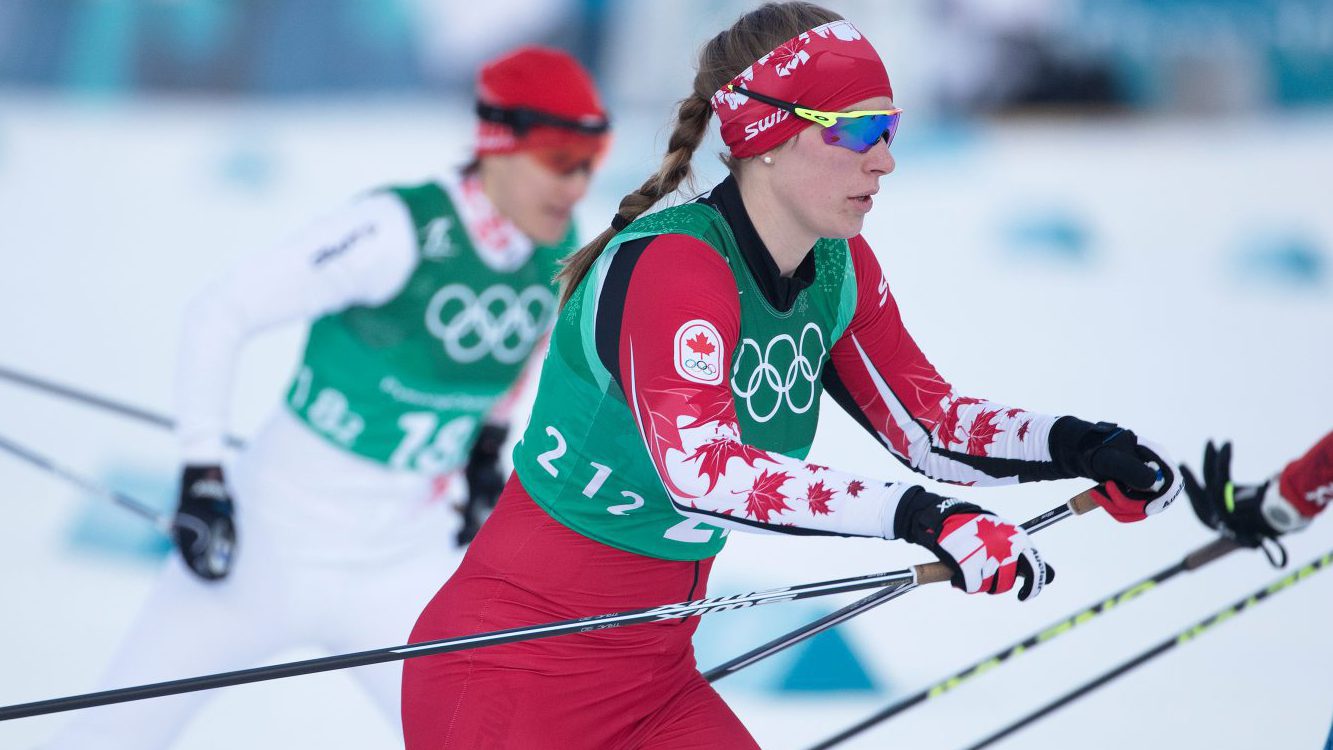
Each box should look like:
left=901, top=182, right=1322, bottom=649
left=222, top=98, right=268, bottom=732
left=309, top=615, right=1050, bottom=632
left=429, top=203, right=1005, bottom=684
left=287, top=181, right=570, bottom=472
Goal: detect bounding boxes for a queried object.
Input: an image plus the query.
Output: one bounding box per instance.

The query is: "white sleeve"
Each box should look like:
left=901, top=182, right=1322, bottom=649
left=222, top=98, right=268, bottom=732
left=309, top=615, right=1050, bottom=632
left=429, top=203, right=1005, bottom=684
left=174, top=193, right=418, bottom=463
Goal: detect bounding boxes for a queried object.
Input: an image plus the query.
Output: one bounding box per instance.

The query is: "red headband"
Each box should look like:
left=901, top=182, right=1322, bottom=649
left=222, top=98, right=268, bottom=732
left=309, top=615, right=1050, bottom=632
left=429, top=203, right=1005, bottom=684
left=709, top=20, right=892, bottom=159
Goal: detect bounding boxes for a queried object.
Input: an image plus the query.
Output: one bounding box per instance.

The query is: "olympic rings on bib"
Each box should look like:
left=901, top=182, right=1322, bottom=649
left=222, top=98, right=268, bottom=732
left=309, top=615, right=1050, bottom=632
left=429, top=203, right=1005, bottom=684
left=730, top=322, right=826, bottom=423
left=425, top=283, right=555, bottom=364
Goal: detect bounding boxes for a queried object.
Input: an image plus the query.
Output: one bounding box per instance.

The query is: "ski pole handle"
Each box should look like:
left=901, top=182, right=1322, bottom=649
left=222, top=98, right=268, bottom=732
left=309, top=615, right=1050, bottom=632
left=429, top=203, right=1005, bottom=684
left=913, top=488, right=1100, bottom=586
left=1183, top=536, right=1241, bottom=570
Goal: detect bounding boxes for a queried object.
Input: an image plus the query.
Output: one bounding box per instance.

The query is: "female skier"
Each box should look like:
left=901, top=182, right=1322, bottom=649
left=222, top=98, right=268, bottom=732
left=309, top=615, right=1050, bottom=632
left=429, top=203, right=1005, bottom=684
left=46, top=47, right=609, bottom=748
left=402, top=4, right=1181, bottom=748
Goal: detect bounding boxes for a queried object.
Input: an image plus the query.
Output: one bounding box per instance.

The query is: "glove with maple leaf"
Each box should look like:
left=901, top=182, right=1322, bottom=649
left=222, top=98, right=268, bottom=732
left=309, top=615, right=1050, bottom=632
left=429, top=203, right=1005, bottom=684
left=895, top=488, right=1052, bottom=601
left=1049, top=418, right=1182, bottom=523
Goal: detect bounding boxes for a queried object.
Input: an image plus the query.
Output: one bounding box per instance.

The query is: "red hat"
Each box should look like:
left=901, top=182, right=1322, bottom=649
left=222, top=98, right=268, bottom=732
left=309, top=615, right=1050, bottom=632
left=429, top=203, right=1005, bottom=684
left=475, top=46, right=610, bottom=164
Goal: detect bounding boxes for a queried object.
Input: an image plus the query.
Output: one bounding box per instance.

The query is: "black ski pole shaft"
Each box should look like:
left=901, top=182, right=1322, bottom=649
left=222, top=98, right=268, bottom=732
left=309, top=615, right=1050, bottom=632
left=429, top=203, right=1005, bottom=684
left=0, top=563, right=930, bottom=721
left=705, top=488, right=1099, bottom=683
left=0, top=430, right=171, bottom=533
left=961, top=546, right=1333, bottom=750
left=810, top=535, right=1239, bottom=749
left=0, top=364, right=244, bottom=449
left=0, top=502, right=1093, bottom=722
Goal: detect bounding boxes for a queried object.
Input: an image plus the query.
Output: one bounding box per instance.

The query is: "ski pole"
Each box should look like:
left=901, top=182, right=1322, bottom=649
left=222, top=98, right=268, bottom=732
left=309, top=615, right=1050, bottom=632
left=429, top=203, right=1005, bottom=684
left=0, top=363, right=245, bottom=449
left=810, top=534, right=1240, bottom=749
left=0, top=430, right=172, bottom=534
left=0, top=501, right=1069, bottom=722
left=705, top=487, right=1100, bottom=683
left=960, top=546, right=1333, bottom=750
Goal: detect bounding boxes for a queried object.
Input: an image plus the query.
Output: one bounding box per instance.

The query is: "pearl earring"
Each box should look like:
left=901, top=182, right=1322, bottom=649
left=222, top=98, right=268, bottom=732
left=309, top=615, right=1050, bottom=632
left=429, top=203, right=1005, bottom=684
left=762, top=155, right=774, bottom=165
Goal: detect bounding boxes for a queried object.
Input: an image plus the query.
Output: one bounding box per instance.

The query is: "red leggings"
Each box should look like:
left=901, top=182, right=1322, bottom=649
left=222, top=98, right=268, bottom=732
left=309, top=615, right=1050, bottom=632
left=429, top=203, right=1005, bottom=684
left=401, top=477, right=758, bottom=749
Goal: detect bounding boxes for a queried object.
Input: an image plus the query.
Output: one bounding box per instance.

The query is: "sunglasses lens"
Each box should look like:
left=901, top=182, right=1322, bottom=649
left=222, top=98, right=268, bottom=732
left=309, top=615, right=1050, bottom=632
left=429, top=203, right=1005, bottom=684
left=821, top=112, right=900, bottom=153
left=530, top=138, right=607, bottom=175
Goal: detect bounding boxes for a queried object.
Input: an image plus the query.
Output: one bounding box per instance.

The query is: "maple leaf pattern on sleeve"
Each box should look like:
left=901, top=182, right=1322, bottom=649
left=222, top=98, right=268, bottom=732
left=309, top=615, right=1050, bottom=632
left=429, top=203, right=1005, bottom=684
left=687, top=437, right=768, bottom=492
left=613, top=235, right=914, bottom=540
left=824, top=236, right=1068, bottom=487
left=966, top=408, right=1005, bottom=455
left=804, top=480, right=836, bottom=515
left=742, top=470, right=794, bottom=522
left=628, top=350, right=907, bottom=537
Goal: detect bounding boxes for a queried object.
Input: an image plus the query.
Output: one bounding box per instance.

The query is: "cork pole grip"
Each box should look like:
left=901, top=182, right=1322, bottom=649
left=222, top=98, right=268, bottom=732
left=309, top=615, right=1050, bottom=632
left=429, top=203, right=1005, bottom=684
left=912, top=561, right=955, bottom=585
left=1069, top=488, right=1099, bottom=516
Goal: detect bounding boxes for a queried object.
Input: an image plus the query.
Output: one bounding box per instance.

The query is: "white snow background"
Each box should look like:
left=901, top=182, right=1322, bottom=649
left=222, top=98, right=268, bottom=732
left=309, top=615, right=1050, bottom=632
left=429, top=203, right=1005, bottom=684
left=0, top=76, right=1330, bottom=750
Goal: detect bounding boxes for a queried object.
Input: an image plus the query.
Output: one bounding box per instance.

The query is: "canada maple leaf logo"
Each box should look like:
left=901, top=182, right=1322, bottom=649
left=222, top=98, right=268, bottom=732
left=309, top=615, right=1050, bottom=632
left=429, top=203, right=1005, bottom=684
left=1005, top=408, right=1024, bottom=419
left=805, top=463, right=828, bottom=473
left=846, top=479, right=866, bottom=497
left=975, top=517, right=1017, bottom=563
left=965, top=408, right=1005, bottom=456
left=686, top=332, right=715, bottom=357
left=804, top=480, right=836, bottom=515
left=687, top=437, right=770, bottom=493
left=1017, top=420, right=1030, bottom=442
left=740, top=470, right=793, bottom=522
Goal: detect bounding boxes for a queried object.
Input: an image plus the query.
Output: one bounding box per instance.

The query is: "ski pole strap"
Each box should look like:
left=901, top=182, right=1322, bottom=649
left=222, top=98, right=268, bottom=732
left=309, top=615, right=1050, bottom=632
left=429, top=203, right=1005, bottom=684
left=962, top=546, right=1333, bottom=750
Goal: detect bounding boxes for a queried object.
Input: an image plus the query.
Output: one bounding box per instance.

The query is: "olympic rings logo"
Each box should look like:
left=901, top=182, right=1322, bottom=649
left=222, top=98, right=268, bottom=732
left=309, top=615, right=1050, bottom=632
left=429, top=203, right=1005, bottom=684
left=683, top=358, right=717, bottom=376
left=730, top=322, right=827, bottom=423
left=424, top=283, right=554, bottom=364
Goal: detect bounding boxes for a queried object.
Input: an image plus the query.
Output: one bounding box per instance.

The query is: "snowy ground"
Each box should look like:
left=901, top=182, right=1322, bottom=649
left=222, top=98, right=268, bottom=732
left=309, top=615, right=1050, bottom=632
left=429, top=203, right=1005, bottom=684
left=0, top=97, right=1330, bottom=749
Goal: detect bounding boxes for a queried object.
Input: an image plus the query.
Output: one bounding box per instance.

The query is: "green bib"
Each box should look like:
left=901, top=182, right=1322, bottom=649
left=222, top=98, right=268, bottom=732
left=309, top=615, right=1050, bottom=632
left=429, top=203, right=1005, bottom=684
left=286, top=180, right=571, bottom=471
left=513, top=202, right=859, bottom=560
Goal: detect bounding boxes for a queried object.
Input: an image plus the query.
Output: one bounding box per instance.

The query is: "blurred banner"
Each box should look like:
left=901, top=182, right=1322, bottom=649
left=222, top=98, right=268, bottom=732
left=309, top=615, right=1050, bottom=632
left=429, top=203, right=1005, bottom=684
left=1, top=0, right=1330, bottom=113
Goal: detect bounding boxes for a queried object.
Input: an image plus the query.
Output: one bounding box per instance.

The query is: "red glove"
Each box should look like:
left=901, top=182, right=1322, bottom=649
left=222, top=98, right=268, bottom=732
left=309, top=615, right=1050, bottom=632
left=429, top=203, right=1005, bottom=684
left=1052, top=418, right=1182, bottom=523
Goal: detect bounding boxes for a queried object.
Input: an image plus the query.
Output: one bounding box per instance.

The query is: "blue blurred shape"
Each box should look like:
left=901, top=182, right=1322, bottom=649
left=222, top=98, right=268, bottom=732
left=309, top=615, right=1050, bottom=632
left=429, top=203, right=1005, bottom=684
left=1233, top=232, right=1325, bottom=288
left=1004, top=210, right=1092, bottom=263
left=895, top=118, right=977, bottom=162
left=66, top=466, right=173, bottom=564
left=219, top=141, right=276, bottom=191
left=776, top=619, right=881, bottom=694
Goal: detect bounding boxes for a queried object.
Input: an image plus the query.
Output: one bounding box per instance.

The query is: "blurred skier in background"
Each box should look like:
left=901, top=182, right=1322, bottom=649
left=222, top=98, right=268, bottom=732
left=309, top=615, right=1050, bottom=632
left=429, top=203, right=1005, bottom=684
left=45, top=45, right=609, bottom=749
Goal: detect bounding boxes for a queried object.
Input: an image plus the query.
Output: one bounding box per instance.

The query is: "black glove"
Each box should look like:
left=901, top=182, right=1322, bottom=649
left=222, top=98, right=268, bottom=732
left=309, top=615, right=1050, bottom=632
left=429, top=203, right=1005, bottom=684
left=1050, top=418, right=1181, bottom=522
left=1182, top=440, right=1298, bottom=548
left=895, top=488, right=1053, bottom=601
left=457, top=424, right=508, bottom=546
left=174, top=465, right=237, bottom=581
